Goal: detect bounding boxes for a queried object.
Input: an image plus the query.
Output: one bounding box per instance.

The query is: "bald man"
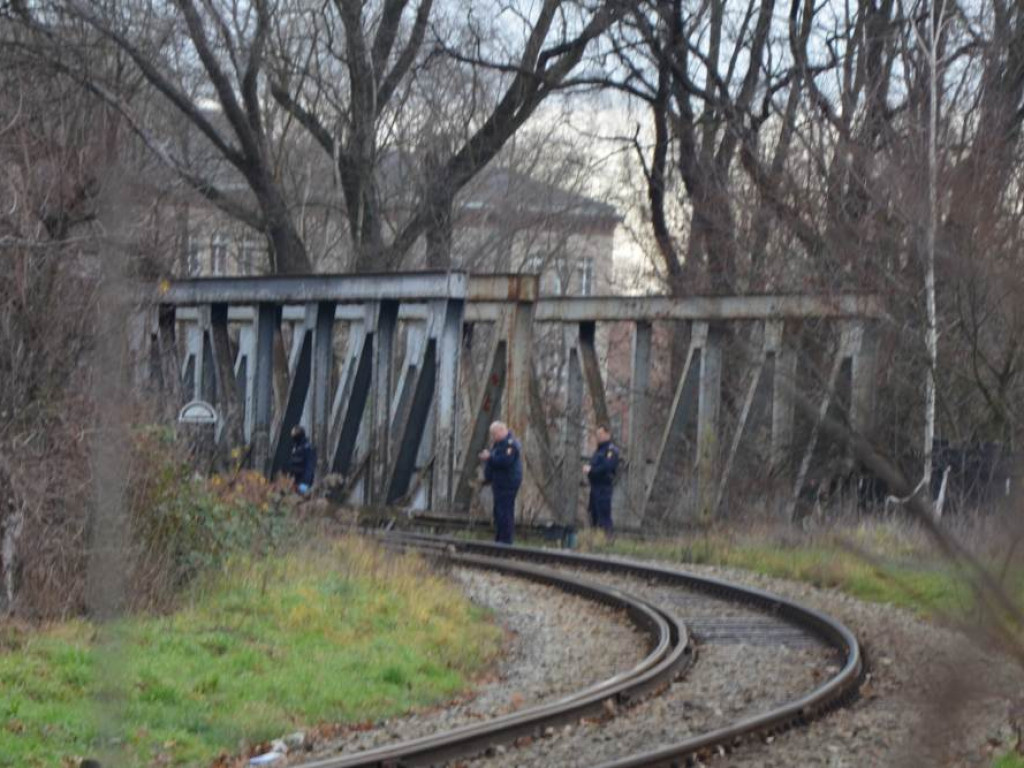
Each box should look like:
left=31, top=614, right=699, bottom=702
left=478, top=421, right=523, bottom=545
left=583, top=424, right=620, bottom=534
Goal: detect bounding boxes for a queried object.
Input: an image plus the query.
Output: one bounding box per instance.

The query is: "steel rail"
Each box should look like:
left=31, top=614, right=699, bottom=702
left=294, top=546, right=693, bottom=768
left=390, top=532, right=864, bottom=768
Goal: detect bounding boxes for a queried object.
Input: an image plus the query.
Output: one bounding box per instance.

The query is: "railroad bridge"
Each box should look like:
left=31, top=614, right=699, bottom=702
left=134, top=272, right=884, bottom=527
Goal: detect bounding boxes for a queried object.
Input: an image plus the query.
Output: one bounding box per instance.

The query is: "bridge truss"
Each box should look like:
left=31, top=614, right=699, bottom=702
left=135, top=273, right=884, bottom=526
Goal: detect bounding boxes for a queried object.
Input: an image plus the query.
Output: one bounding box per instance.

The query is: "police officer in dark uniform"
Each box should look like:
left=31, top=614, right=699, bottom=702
left=479, top=421, right=522, bottom=545
left=584, top=424, right=619, bottom=534
left=289, top=425, right=316, bottom=496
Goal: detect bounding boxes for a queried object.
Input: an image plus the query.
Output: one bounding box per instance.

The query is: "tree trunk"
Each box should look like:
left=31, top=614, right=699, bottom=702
left=425, top=199, right=453, bottom=270
left=257, top=181, right=312, bottom=274
left=921, top=0, right=944, bottom=512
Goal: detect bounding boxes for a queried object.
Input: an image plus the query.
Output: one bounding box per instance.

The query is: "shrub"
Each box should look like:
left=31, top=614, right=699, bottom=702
left=128, top=428, right=296, bottom=607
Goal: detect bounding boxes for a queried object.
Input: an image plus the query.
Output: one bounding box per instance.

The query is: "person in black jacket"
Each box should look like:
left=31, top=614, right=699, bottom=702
left=583, top=424, right=619, bottom=534
left=479, top=421, right=522, bottom=545
left=289, top=425, right=316, bottom=495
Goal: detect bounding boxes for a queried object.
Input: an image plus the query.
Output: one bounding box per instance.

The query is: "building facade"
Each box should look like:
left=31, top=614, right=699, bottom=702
left=178, top=161, right=620, bottom=298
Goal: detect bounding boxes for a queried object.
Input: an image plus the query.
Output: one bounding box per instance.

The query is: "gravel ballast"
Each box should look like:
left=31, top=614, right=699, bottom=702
left=471, top=557, right=1024, bottom=768
left=459, top=561, right=838, bottom=768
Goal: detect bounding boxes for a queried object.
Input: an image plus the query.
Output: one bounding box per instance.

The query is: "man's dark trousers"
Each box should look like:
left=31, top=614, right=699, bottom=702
left=484, top=431, right=522, bottom=545
left=589, top=485, right=613, bottom=533
left=493, top=490, right=516, bottom=545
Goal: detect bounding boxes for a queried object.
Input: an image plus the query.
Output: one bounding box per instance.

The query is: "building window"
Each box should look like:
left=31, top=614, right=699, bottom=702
left=211, top=232, right=228, bottom=275
left=186, top=234, right=201, bottom=276
left=581, top=258, right=595, bottom=296
left=521, top=255, right=544, bottom=274
left=239, top=239, right=263, bottom=275
left=551, top=259, right=565, bottom=294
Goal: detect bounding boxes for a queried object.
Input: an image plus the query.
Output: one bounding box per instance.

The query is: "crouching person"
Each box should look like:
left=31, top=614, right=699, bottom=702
left=289, top=425, right=316, bottom=496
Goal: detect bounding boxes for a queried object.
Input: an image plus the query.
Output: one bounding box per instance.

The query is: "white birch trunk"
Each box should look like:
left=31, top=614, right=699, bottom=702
left=923, top=31, right=938, bottom=513
left=909, top=0, right=946, bottom=516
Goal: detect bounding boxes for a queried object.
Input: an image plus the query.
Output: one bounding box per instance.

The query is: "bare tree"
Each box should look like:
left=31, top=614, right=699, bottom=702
left=0, top=35, right=113, bottom=616
left=10, top=0, right=318, bottom=272
left=267, top=0, right=618, bottom=271
left=7, top=0, right=616, bottom=275
left=589, top=0, right=1024, bottom=496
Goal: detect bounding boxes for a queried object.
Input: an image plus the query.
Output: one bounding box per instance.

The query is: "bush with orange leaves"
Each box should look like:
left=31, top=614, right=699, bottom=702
left=128, top=428, right=298, bottom=609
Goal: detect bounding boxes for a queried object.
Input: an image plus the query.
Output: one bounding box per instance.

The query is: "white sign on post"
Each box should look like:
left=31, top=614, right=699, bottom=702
left=178, top=400, right=219, bottom=425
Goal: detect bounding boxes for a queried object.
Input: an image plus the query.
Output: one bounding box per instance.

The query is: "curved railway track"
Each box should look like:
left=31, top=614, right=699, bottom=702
left=295, top=532, right=863, bottom=768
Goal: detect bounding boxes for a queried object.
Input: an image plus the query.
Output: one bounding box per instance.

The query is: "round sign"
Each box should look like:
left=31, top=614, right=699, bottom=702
left=178, top=400, right=218, bottom=424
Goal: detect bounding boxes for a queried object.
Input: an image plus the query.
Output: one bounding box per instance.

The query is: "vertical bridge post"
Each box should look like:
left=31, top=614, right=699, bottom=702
left=369, top=300, right=398, bottom=506
left=695, top=324, right=723, bottom=521
left=310, top=301, right=337, bottom=478
left=505, top=287, right=535, bottom=444
left=432, top=298, right=465, bottom=510
left=771, top=323, right=797, bottom=475
left=561, top=336, right=584, bottom=526
left=625, top=321, right=652, bottom=528
left=252, top=303, right=279, bottom=474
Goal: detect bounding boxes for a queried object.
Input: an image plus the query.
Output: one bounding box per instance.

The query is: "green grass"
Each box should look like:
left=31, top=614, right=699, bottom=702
left=0, top=537, right=502, bottom=767
left=994, top=752, right=1024, bottom=768
left=575, top=528, right=1023, bottom=624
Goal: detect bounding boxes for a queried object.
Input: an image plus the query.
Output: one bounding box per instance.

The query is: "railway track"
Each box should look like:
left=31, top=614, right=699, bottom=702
left=295, top=532, right=863, bottom=768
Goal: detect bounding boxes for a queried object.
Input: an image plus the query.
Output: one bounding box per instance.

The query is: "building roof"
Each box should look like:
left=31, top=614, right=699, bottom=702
left=181, top=109, right=620, bottom=227
left=460, top=167, right=621, bottom=224
left=374, top=149, right=621, bottom=226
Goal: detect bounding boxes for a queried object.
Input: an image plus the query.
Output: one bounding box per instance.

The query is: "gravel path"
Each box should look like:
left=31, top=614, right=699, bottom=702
left=291, top=566, right=648, bottom=764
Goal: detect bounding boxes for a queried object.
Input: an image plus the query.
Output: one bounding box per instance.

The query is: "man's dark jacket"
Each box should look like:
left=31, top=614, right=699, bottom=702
left=484, top=433, right=523, bottom=494
left=289, top=437, right=316, bottom=486
left=587, top=440, right=620, bottom=487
